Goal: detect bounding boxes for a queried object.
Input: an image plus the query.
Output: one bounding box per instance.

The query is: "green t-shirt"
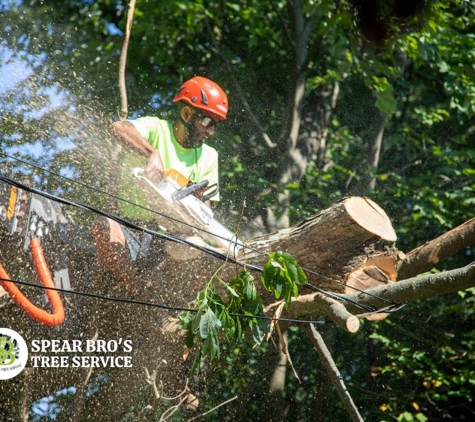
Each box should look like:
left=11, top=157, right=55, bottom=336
left=117, top=116, right=219, bottom=220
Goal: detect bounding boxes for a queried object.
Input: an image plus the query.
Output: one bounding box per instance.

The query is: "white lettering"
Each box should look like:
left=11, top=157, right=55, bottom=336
left=30, top=356, right=69, bottom=367
left=71, top=356, right=132, bottom=368
left=31, top=340, right=40, bottom=353
left=30, top=339, right=84, bottom=353
left=123, top=340, right=133, bottom=352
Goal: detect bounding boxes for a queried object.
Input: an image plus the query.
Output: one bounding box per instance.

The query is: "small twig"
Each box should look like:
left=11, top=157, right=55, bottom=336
left=145, top=368, right=160, bottom=399
left=160, top=379, right=190, bottom=401
left=118, top=0, right=136, bottom=120
left=187, top=395, right=238, bottom=422
left=143, top=371, right=193, bottom=421
left=275, top=323, right=301, bottom=383
left=137, top=405, right=153, bottom=418
left=159, top=395, right=189, bottom=421
left=144, top=361, right=168, bottom=399
left=265, top=300, right=285, bottom=341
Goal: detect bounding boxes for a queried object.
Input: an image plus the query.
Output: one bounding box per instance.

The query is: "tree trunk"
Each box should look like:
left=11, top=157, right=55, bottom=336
left=351, top=110, right=388, bottom=196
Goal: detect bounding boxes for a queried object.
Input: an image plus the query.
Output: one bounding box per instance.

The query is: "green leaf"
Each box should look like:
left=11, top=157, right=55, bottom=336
left=242, top=280, right=252, bottom=299
left=252, top=322, right=265, bottom=345
left=375, top=86, right=397, bottom=116
left=261, top=252, right=306, bottom=305
left=226, top=284, right=240, bottom=298
left=199, top=308, right=222, bottom=340
left=191, top=312, right=202, bottom=334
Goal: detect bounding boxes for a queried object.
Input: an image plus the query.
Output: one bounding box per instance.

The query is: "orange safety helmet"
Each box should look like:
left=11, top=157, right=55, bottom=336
left=172, top=76, right=228, bottom=120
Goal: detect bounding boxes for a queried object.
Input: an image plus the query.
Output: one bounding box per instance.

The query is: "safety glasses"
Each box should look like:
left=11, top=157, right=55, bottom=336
left=195, top=112, right=219, bottom=130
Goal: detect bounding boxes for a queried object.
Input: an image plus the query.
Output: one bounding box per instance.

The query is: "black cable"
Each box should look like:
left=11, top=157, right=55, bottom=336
left=0, top=152, right=244, bottom=251
left=355, top=303, right=407, bottom=318
left=0, top=277, right=332, bottom=325
left=0, top=173, right=260, bottom=271
left=0, top=173, right=395, bottom=315
left=0, top=155, right=402, bottom=315
left=302, top=283, right=377, bottom=313
left=0, top=152, right=401, bottom=307
left=302, top=267, right=398, bottom=305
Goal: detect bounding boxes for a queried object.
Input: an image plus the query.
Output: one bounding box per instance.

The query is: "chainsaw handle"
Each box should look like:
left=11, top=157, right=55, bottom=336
left=171, top=180, right=209, bottom=201
left=201, top=183, right=219, bottom=201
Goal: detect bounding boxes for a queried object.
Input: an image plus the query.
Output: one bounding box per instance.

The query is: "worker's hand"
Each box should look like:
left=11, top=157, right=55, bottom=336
left=145, top=150, right=165, bottom=182
left=192, top=182, right=213, bottom=208
left=193, top=182, right=209, bottom=198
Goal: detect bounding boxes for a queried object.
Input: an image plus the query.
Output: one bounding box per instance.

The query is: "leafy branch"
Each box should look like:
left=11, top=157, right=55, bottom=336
left=178, top=251, right=307, bottom=371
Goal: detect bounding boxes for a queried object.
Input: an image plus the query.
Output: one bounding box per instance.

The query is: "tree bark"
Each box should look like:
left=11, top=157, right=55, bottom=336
left=306, top=324, right=364, bottom=422
left=363, top=111, right=387, bottom=193
left=283, top=264, right=475, bottom=326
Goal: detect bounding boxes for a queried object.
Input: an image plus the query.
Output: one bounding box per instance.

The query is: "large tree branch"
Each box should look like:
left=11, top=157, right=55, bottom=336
left=305, top=324, right=364, bottom=422
left=398, top=218, right=475, bottom=280
left=344, top=264, right=475, bottom=314
left=267, top=292, right=360, bottom=332
left=282, top=265, right=475, bottom=331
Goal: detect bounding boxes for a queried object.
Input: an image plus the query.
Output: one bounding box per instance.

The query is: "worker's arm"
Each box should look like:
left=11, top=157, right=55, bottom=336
left=108, top=121, right=165, bottom=181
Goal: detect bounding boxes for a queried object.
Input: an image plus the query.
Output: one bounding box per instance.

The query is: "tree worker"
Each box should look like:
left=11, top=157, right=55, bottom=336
left=91, top=76, right=228, bottom=295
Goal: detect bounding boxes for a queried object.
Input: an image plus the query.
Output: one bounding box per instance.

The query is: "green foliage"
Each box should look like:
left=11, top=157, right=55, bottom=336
left=178, top=268, right=264, bottom=372
left=328, top=293, right=475, bottom=421
left=261, top=251, right=307, bottom=306
left=179, top=252, right=305, bottom=372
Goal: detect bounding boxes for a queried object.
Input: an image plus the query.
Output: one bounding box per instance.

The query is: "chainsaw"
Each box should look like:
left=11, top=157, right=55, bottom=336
left=131, top=167, right=244, bottom=256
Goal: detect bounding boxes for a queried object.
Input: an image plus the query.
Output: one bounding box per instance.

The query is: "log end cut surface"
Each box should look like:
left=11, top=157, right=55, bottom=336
left=344, top=197, right=397, bottom=242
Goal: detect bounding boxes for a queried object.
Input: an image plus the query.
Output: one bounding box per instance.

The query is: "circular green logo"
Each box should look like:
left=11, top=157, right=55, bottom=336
left=0, top=328, right=28, bottom=380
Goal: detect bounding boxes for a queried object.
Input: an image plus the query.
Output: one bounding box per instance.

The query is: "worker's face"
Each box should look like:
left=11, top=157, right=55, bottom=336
left=181, top=107, right=218, bottom=148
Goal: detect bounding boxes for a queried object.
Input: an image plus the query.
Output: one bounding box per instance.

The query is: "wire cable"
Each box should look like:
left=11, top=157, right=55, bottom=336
left=0, top=152, right=246, bottom=251
left=0, top=152, right=401, bottom=307
left=0, top=172, right=398, bottom=315
left=0, top=277, right=333, bottom=325
left=0, top=154, right=402, bottom=315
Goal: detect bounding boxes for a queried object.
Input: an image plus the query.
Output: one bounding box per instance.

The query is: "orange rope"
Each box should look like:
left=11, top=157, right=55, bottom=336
left=0, top=237, right=65, bottom=326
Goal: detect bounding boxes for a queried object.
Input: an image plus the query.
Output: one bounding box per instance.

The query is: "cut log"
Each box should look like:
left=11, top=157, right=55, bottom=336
left=137, top=179, right=400, bottom=295
left=243, top=196, right=399, bottom=293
